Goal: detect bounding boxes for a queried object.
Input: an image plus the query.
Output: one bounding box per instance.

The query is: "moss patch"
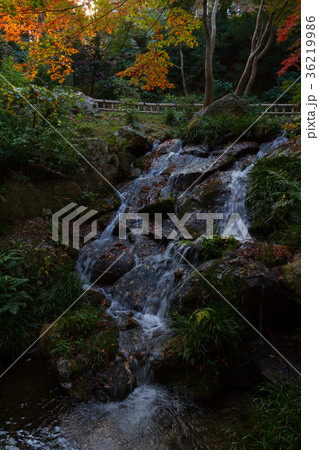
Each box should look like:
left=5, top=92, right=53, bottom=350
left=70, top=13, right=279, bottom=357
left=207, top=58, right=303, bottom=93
left=139, top=197, right=175, bottom=218
left=49, top=305, right=118, bottom=370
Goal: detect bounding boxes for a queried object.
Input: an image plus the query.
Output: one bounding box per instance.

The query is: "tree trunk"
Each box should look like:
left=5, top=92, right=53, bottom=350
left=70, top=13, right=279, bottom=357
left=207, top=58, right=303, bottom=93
left=244, top=27, right=275, bottom=97
left=203, top=37, right=213, bottom=107
left=203, top=0, right=219, bottom=108
left=235, top=54, right=255, bottom=96
left=236, top=0, right=291, bottom=96
left=235, top=0, right=268, bottom=96
left=179, top=44, right=188, bottom=96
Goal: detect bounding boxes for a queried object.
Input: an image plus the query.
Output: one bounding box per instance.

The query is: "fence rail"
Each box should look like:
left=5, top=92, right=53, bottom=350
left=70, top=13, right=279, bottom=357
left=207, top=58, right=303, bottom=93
left=94, top=99, right=300, bottom=117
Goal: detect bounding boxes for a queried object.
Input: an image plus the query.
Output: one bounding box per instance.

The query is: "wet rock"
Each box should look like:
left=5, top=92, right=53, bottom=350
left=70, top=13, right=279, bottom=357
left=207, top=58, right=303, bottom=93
left=111, top=256, right=175, bottom=312
left=124, top=174, right=170, bottom=210
left=178, top=175, right=223, bottom=216
left=177, top=172, right=229, bottom=236
left=138, top=197, right=175, bottom=217
left=156, top=139, right=182, bottom=154
left=114, top=126, right=152, bottom=157
left=194, top=93, right=249, bottom=119
left=169, top=169, right=205, bottom=192
left=90, top=241, right=134, bottom=285
left=122, top=317, right=138, bottom=330
left=174, top=268, right=186, bottom=279
left=130, top=235, right=167, bottom=259
left=129, top=167, right=142, bottom=179
left=55, top=359, right=74, bottom=396
left=166, top=143, right=259, bottom=196
left=97, top=212, right=112, bottom=230
left=81, top=289, right=109, bottom=307
left=182, top=145, right=209, bottom=157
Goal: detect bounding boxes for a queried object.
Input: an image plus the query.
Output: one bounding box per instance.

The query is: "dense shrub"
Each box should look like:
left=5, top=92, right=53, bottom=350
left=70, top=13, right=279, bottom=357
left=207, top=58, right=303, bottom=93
left=169, top=300, right=242, bottom=367
left=0, top=247, right=82, bottom=356
left=0, top=82, right=82, bottom=176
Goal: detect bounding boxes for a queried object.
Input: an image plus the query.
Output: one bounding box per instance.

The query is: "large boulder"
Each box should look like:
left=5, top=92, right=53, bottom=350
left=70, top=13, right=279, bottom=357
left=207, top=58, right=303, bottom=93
left=74, top=137, right=132, bottom=191
left=75, top=92, right=99, bottom=114
left=175, top=243, right=300, bottom=331
left=39, top=317, right=127, bottom=402
left=195, top=93, right=249, bottom=119
left=90, top=241, right=134, bottom=285
left=114, top=126, right=152, bottom=157
left=78, top=137, right=121, bottom=191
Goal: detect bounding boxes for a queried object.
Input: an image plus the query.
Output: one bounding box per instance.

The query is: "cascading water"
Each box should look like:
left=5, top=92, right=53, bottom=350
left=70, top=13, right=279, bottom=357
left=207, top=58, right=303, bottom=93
left=76, top=140, right=200, bottom=387
left=0, top=133, right=287, bottom=449
left=221, top=133, right=288, bottom=239
left=77, top=132, right=289, bottom=391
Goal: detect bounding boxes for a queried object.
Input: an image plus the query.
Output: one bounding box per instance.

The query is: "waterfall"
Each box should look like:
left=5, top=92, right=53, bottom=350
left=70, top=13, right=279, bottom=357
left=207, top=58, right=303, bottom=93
left=77, top=133, right=288, bottom=386
left=0, top=133, right=290, bottom=449
left=221, top=132, right=288, bottom=239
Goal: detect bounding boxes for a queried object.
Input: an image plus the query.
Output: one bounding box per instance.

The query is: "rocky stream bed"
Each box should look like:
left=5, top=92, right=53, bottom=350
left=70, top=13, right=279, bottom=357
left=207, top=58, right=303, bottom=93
left=0, top=133, right=300, bottom=449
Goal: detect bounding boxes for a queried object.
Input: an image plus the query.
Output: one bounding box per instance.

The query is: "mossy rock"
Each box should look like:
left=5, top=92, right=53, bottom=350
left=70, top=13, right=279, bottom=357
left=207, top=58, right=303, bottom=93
left=251, top=123, right=280, bottom=142
left=114, top=126, right=152, bottom=157
left=179, top=180, right=221, bottom=217
left=195, top=93, right=249, bottom=119
left=139, top=197, right=175, bottom=218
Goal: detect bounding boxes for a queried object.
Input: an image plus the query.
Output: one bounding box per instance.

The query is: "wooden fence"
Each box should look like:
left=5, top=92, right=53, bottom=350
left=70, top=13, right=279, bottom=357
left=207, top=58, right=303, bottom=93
left=94, top=99, right=300, bottom=117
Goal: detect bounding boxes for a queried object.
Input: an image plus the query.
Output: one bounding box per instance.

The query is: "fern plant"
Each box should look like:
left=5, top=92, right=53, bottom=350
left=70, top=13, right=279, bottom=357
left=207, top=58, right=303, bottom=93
left=0, top=249, right=31, bottom=315
left=247, top=155, right=301, bottom=232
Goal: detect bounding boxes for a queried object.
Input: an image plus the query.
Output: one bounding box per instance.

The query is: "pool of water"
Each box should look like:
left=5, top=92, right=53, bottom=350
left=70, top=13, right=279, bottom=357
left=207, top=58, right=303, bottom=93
left=0, top=354, right=249, bottom=449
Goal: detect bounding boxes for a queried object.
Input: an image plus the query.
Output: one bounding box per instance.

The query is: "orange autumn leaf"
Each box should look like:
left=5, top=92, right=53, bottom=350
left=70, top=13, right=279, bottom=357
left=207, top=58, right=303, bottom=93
left=0, top=0, right=200, bottom=90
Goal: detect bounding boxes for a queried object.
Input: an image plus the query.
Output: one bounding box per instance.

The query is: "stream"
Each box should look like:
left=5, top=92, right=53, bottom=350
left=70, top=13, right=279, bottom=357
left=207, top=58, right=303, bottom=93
left=0, top=134, right=287, bottom=449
